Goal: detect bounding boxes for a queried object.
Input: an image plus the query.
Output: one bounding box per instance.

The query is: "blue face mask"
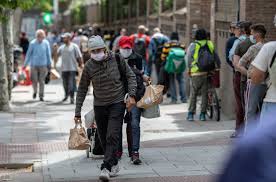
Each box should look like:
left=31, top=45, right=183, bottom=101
left=250, top=35, right=256, bottom=44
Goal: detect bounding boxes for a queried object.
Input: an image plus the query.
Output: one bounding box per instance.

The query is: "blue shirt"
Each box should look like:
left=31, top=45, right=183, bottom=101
left=24, top=39, right=52, bottom=67
left=228, top=35, right=247, bottom=62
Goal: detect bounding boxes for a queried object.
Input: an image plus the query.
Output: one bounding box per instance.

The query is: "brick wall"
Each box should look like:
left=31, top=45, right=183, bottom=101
left=243, top=0, right=276, bottom=41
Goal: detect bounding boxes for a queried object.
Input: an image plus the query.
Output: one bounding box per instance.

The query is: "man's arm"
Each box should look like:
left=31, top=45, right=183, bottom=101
left=120, top=56, right=137, bottom=97
left=75, top=44, right=83, bottom=67
left=238, top=46, right=255, bottom=76
left=75, top=66, right=90, bottom=117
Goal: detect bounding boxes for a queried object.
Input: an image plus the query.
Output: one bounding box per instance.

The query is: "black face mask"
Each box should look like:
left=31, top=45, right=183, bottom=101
left=230, top=33, right=235, bottom=37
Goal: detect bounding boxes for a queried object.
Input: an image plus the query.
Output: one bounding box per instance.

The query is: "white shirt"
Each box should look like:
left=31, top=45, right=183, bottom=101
left=251, top=41, right=276, bottom=102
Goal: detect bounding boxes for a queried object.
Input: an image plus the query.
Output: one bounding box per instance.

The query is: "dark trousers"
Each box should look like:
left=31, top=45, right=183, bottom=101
left=62, top=71, right=76, bottom=98
left=94, top=102, right=125, bottom=171
left=233, top=72, right=245, bottom=132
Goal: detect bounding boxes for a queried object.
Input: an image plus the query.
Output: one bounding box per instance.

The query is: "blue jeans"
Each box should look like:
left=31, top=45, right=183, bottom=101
left=245, top=82, right=266, bottom=131
left=260, top=102, right=276, bottom=125
left=62, top=71, right=76, bottom=98
left=169, top=73, right=186, bottom=102
left=130, top=106, right=142, bottom=152
left=142, top=58, right=148, bottom=76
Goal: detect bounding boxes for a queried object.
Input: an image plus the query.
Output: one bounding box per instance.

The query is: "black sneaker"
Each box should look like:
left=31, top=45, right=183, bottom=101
left=40, top=97, right=44, bottom=102
left=131, top=152, right=142, bottom=165
left=33, top=93, right=37, bottom=99
left=62, top=97, right=68, bottom=102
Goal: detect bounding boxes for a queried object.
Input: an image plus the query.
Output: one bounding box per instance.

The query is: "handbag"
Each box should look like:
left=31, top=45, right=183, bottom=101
left=68, top=121, right=90, bottom=150
left=141, top=105, right=161, bottom=119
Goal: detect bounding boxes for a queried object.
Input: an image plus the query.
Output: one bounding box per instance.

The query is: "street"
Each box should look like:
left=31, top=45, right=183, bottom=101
left=0, top=78, right=234, bottom=182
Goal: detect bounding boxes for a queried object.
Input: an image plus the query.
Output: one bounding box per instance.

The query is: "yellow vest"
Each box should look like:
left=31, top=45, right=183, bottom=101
left=191, top=40, right=214, bottom=73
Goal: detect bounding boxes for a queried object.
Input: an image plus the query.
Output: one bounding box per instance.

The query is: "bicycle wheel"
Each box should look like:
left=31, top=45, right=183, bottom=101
left=212, top=90, right=221, bottom=121
left=206, top=91, right=213, bottom=119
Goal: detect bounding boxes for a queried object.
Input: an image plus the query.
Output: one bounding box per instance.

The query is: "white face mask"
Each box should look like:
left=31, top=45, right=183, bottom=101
left=120, top=48, right=132, bottom=58
left=250, top=35, right=256, bottom=44
left=91, top=52, right=105, bottom=61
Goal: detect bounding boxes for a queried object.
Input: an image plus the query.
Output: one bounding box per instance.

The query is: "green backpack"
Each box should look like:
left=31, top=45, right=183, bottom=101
left=165, top=48, right=186, bottom=74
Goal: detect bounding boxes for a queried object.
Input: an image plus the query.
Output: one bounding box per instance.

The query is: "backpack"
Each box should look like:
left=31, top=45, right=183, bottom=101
left=115, top=54, right=145, bottom=101
left=165, top=48, right=186, bottom=74
left=196, top=41, right=216, bottom=72
left=133, top=34, right=147, bottom=58
left=153, top=37, right=166, bottom=60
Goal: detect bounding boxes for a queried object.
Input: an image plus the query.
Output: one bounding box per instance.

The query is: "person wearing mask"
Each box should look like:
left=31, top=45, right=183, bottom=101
left=112, top=28, right=127, bottom=52
left=148, top=27, right=169, bottom=77
left=186, top=29, right=220, bottom=121
left=161, top=32, right=186, bottom=104
left=230, top=21, right=253, bottom=138
left=225, top=22, right=238, bottom=69
left=129, top=25, right=151, bottom=75
left=236, top=24, right=267, bottom=130
left=58, top=33, right=83, bottom=104
left=117, top=36, right=149, bottom=165
left=24, top=29, right=51, bottom=101
left=74, top=35, right=137, bottom=181
left=250, top=14, right=276, bottom=126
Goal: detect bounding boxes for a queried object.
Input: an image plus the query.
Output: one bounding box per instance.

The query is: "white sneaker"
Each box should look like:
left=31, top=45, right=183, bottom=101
left=110, top=164, right=120, bottom=177
left=99, top=168, right=110, bottom=181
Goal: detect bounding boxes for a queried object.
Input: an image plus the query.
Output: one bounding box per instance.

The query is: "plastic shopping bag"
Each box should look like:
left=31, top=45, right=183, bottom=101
left=141, top=105, right=161, bottom=119
left=84, top=109, right=94, bottom=128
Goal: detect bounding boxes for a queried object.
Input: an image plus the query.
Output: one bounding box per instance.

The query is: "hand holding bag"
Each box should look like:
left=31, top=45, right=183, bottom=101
left=68, top=120, right=90, bottom=150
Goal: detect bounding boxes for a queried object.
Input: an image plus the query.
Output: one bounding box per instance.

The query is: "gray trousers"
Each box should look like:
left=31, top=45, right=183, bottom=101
left=31, top=66, right=48, bottom=98
left=188, top=75, right=208, bottom=114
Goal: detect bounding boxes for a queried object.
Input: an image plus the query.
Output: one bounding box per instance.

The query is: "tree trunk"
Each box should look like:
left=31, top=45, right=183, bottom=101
left=3, top=9, right=14, bottom=100
left=0, top=22, right=10, bottom=111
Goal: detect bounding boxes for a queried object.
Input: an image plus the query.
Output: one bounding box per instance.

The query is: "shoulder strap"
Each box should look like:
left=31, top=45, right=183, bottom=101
left=115, top=53, right=125, bottom=78
left=269, top=50, right=276, bottom=68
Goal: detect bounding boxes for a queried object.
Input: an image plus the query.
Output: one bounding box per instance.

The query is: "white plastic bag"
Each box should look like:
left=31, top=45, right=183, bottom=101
left=141, top=105, right=160, bottom=119
left=84, top=109, right=94, bottom=128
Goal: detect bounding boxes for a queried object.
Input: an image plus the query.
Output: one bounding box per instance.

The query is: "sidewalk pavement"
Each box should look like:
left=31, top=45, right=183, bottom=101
left=0, top=79, right=235, bottom=182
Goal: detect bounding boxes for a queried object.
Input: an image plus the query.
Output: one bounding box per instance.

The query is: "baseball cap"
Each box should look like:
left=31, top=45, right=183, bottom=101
left=118, top=36, right=133, bottom=49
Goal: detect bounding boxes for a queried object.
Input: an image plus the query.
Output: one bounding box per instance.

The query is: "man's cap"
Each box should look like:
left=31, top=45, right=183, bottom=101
left=88, top=35, right=106, bottom=50
left=61, top=32, right=71, bottom=38
left=118, top=36, right=133, bottom=49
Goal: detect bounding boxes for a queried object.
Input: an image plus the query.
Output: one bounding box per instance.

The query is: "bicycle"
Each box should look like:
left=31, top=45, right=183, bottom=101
left=206, top=70, right=221, bottom=121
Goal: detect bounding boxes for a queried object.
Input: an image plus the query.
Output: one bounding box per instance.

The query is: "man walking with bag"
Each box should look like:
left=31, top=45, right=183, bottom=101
left=74, top=35, right=137, bottom=181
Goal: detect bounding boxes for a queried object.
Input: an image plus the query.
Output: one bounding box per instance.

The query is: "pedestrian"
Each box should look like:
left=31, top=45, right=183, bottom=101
left=161, top=32, right=186, bottom=104
left=117, top=36, right=148, bottom=165
left=186, top=29, right=220, bottom=121
left=74, top=35, right=137, bottom=181
left=58, top=33, right=83, bottom=104
left=112, top=28, right=127, bottom=52
left=129, top=25, right=151, bottom=75
left=236, top=24, right=267, bottom=130
left=230, top=21, right=253, bottom=138
left=250, top=15, right=276, bottom=125
left=19, top=32, right=29, bottom=59
left=225, top=22, right=238, bottom=69
left=148, top=27, right=169, bottom=77
left=23, top=29, right=51, bottom=101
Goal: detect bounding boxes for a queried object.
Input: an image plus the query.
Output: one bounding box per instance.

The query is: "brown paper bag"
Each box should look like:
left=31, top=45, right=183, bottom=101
left=68, top=122, right=90, bottom=150
left=137, top=84, right=164, bottom=109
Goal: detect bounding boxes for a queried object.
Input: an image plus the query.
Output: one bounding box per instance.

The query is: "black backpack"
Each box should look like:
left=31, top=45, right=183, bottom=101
left=196, top=41, right=216, bottom=72
left=133, top=34, right=147, bottom=58
left=115, top=54, right=145, bottom=101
